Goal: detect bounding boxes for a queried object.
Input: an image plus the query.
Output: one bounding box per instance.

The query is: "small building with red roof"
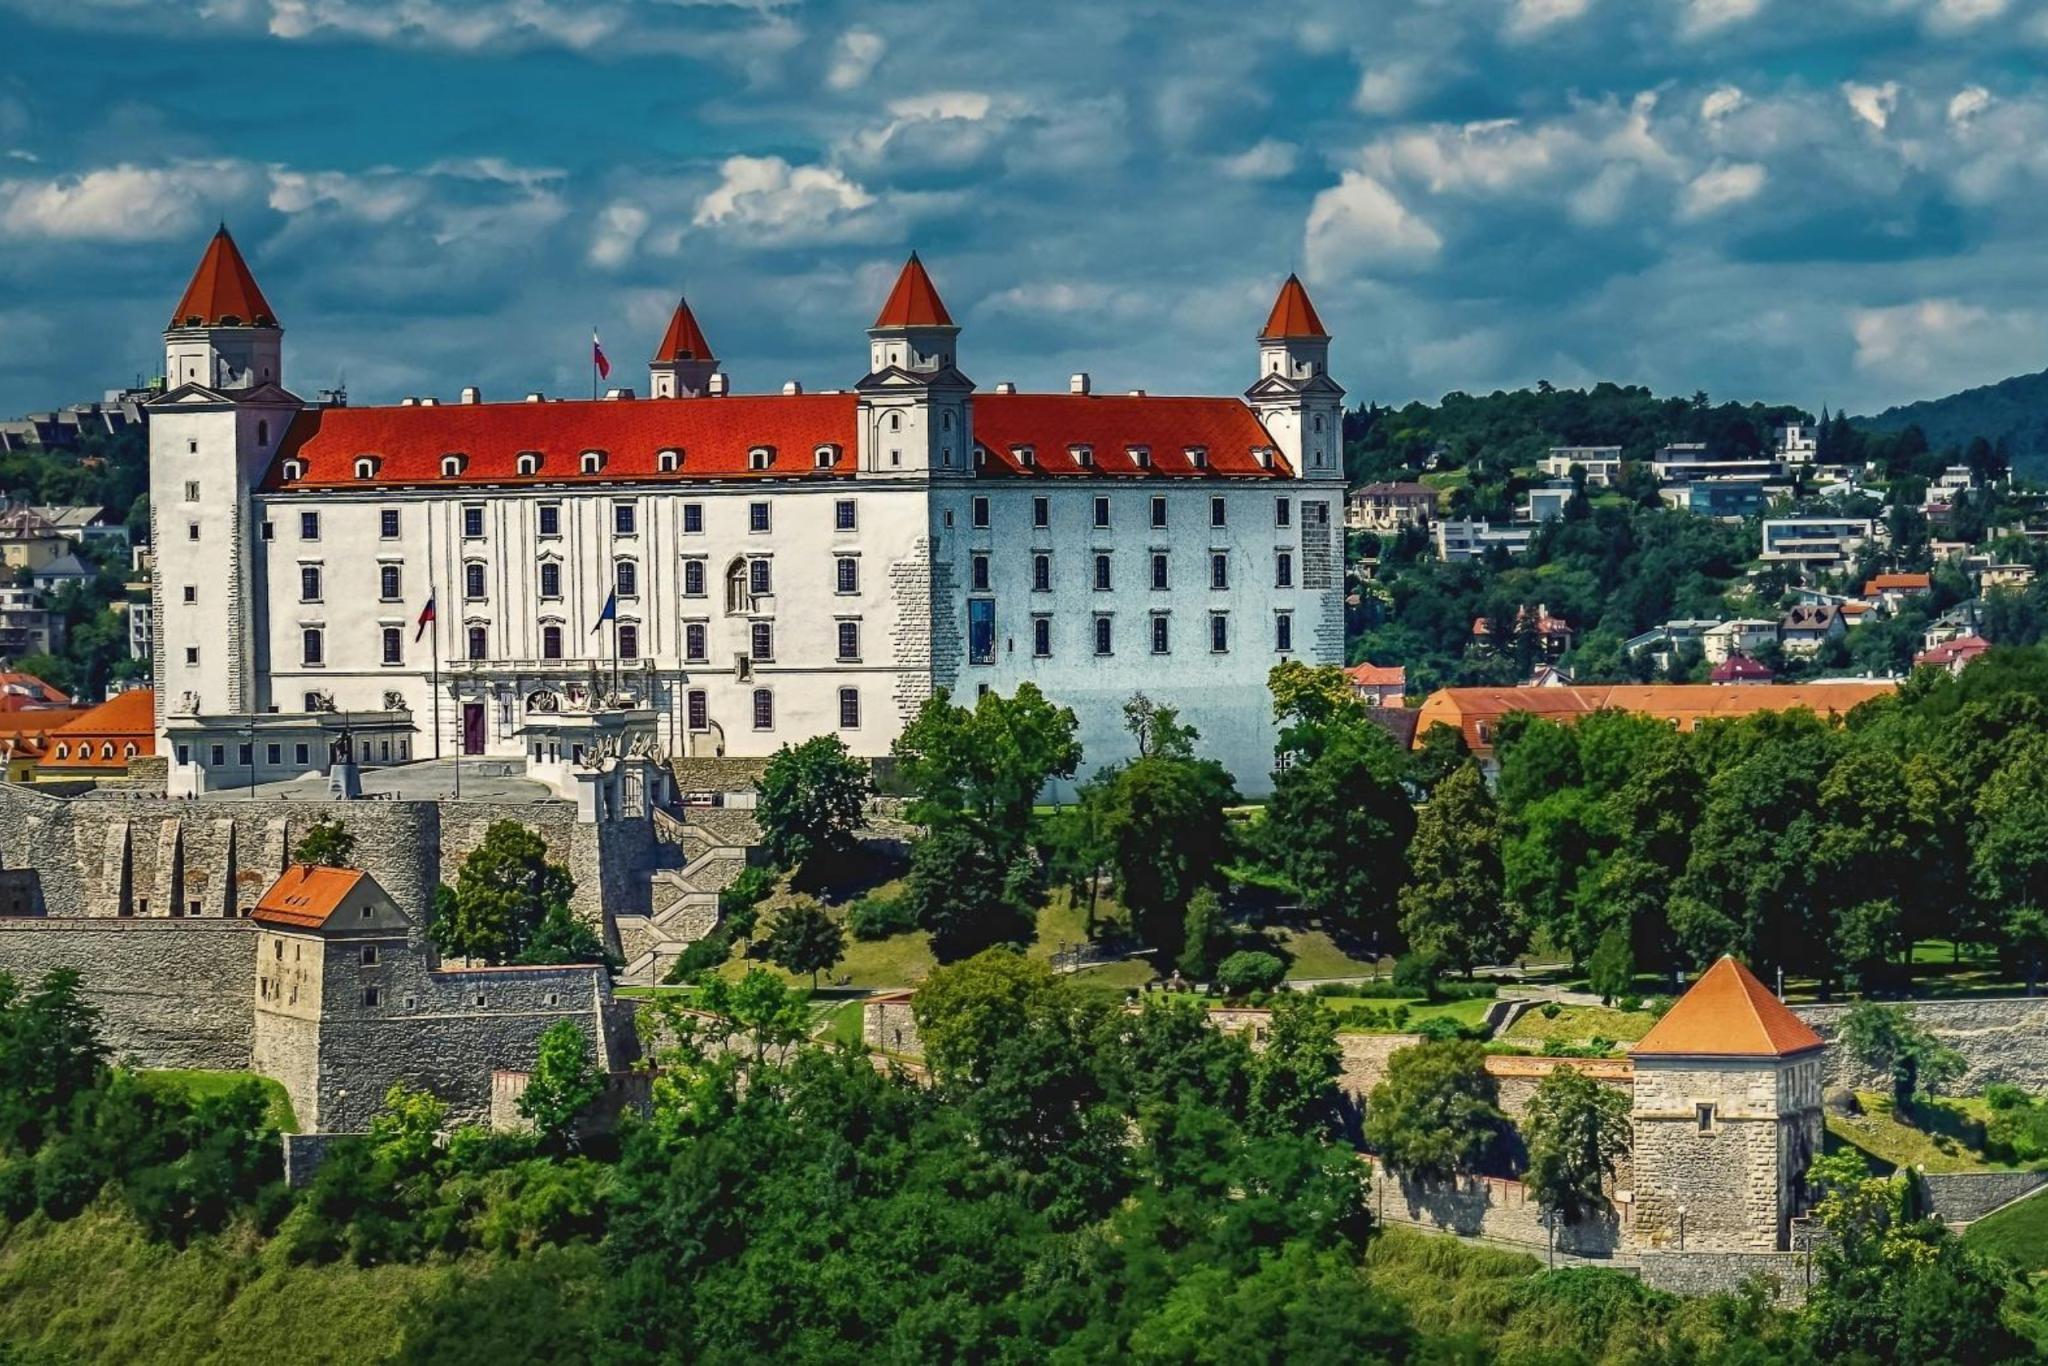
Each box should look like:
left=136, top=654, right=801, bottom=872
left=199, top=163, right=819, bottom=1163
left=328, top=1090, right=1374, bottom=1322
left=1708, top=652, right=1774, bottom=685
left=1344, top=661, right=1406, bottom=706
left=36, top=688, right=155, bottom=779
left=1914, top=634, right=1991, bottom=676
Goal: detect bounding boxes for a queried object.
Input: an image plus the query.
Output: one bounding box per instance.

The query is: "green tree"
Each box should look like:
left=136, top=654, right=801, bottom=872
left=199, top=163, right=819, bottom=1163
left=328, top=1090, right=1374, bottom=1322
left=1213, top=951, right=1285, bottom=996
left=911, top=950, right=1065, bottom=1088
left=1522, top=1065, right=1631, bottom=1222
left=291, top=818, right=356, bottom=868
left=690, top=969, right=811, bottom=1065
left=0, top=969, right=107, bottom=1153
left=761, top=898, right=847, bottom=989
left=1362, top=1039, right=1505, bottom=1182
left=892, top=683, right=1082, bottom=864
left=901, top=820, right=1038, bottom=962
left=1087, top=744, right=1236, bottom=956
left=429, top=821, right=576, bottom=964
left=1838, top=1002, right=1966, bottom=1109
left=754, top=735, right=872, bottom=880
left=1586, top=926, right=1635, bottom=1005
left=1263, top=715, right=1415, bottom=938
left=1246, top=992, right=1342, bottom=1137
left=1398, top=762, right=1516, bottom=975
left=517, top=901, right=613, bottom=968
left=516, top=1020, right=605, bottom=1149
left=1177, top=887, right=1231, bottom=981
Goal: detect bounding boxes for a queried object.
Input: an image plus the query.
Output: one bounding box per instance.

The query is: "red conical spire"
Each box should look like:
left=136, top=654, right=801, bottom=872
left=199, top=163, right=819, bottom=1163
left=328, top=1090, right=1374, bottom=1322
left=1260, top=273, right=1327, bottom=340
left=169, top=225, right=279, bottom=329
left=872, top=252, right=955, bottom=329
left=652, top=296, right=715, bottom=362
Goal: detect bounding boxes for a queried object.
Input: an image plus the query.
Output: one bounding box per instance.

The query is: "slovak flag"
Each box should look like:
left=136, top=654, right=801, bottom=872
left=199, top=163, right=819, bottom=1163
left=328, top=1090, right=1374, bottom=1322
left=592, top=330, right=611, bottom=381
left=592, top=589, right=617, bottom=634
left=415, top=593, right=436, bottom=642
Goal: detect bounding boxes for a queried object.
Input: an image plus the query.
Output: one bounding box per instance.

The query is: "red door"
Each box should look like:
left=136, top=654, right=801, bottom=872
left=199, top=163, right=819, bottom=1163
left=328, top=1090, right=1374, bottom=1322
left=461, top=703, right=486, bottom=755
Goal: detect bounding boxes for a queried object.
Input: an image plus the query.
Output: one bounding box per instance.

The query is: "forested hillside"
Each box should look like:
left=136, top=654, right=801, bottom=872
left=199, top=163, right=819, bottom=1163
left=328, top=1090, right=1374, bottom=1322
left=1859, top=368, right=2048, bottom=476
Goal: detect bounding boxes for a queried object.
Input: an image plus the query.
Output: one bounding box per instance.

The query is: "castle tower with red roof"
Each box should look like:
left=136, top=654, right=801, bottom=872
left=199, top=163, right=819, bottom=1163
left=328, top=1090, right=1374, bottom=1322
left=856, top=253, right=974, bottom=478
left=648, top=296, right=719, bottom=399
left=1245, top=274, right=1345, bottom=483
left=164, top=225, right=284, bottom=392
left=1629, top=956, right=1827, bottom=1252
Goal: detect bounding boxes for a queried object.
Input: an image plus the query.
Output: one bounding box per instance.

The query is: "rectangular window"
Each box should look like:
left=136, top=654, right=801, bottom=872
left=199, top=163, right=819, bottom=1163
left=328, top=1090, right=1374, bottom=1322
left=750, top=621, right=774, bottom=662
left=1151, top=496, right=1167, bottom=529
left=381, top=627, right=402, bottom=665
left=260, top=521, right=273, bottom=541
left=1032, top=616, right=1052, bottom=658
left=380, top=509, right=401, bottom=539
left=1093, top=496, right=1110, bottom=529
left=1210, top=496, right=1227, bottom=528
left=968, top=598, right=996, bottom=665
left=1696, top=1103, right=1716, bottom=1133
left=1276, top=497, right=1292, bottom=528
left=1032, top=554, right=1051, bottom=593
left=749, top=502, right=771, bottom=533
left=1210, top=612, right=1229, bottom=653
left=542, top=624, right=563, bottom=659
left=618, top=623, right=639, bottom=659
left=836, top=557, right=859, bottom=594
left=300, top=511, right=319, bottom=540
left=379, top=564, right=402, bottom=601
left=1093, top=554, right=1112, bottom=591
left=300, top=565, right=322, bottom=602
left=183, top=480, right=200, bottom=502
left=683, top=560, right=706, bottom=597
left=835, top=499, right=857, bottom=531
left=266, top=743, right=281, bottom=765
left=363, top=986, right=381, bottom=1007
left=1210, top=553, right=1228, bottom=590
left=683, top=503, right=704, bottom=534
left=464, top=563, right=486, bottom=600
left=614, top=502, right=636, bottom=535
left=1276, top=613, right=1293, bottom=652
left=972, top=496, right=990, bottom=529
left=183, top=584, right=197, bottom=603
left=1151, top=615, right=1170, bottom=655
left=538, top=504, right=560, bottom=537
left=685, top=622, right=707, bottom=662
left=617, top=560, right=639, bottom=598
left=294, top=743, right=309, bottom=765
left=188, top=522, right=201, bottom=541
left=210, top=744, right=225, bottom=767
left=687, top=690, right=709, bottom=730
left=1094, top=615, right=1113, bottom=656
left=237, top=742, right=253, bottom=766
left=468, top=626, right=487, bottom=660
left=362, top=945, right=379, bottom=966
left=539, top=562, right=562, bottom=599
left=185, top=646, right=199, bottom=665
left=1276, top=552, right=1294, bottom=588
left=837, top=620, right=861, bottom=661
left=972, top=554, right=991, bottom=592
left=752, top=689, right=774, bottom=730
left=462, top=504, right=485, bottom=538
left=302, top=628, right=323, bottom=666
left=1032, top=496, right=1049, bottom=529
left=750, top=559, right=772, bottom=596
left=839, top=687, right=861, bottom=730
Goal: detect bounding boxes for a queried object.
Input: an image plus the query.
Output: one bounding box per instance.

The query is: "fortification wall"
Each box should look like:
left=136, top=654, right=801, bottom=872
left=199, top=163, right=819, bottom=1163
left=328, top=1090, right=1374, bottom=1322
left=1795, top=997, right=2048, bottom=1094
left=1920, top=1172, right=2048, bottom=1225
left=862, top=994, right=920, bottom=1057
left=1638, top=1250, right=1811, bottom=1305
left=0, top=918, right=255, bottom=1069
left=1366, top=1159, right=1629, bottom=1257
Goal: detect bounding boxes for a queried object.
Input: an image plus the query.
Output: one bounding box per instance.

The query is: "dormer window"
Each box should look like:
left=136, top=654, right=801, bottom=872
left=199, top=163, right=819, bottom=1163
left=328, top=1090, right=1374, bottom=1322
left=1071, top=444, right=1094, bottom=468
left=1254, top=448, right=1275, bottom=470
left=657, top=448, right=682, bottom=473
left=441, top=453, right=468, bottom=478
left=1011, top=445, right=1036, bottom=468
left=1185, top=446, right=1208, bottom=469
left=280, top=458, right=305, bottom=481
left=580, top=450, right=606, bottom=475
left=1128, top=446, right=1151, bottom=469
left=814, top=444, right=840, bottom=469
left=353, top=456, right=380, bottom=480
left=749, top=446, right=775, bottom=471
left=516, top=451, right=542, bottom=476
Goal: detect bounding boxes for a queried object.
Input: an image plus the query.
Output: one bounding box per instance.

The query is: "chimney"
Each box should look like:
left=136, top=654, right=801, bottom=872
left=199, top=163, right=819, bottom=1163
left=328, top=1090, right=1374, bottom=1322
left=399, top=396, right=418, bottom=407
left=994, top=381, right=1016, bottom=395
left=525, top=391, right=546, bottom=403
left=708, top=373, right=729, bottom=397
left=459, top=386, right=481, bottom=405
left=1069, top=372, right=1091, bottom=395
left=783, top=380, right=803, bottom=396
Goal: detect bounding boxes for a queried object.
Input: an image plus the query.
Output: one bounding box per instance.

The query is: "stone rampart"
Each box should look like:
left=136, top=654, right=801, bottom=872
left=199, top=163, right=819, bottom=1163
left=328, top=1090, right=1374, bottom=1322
left=1794, top=997, right=2048, bottom=1094
left=1919, top=1172, right=2048, bottom=1225
left=0, top=918, right=255, bottom=1069
left=1365, top=1158, right=1629, bottom=1258
left=1638, top=1250, right=1811, bottom=1305
left=862, top=992, right=921, bottom=1057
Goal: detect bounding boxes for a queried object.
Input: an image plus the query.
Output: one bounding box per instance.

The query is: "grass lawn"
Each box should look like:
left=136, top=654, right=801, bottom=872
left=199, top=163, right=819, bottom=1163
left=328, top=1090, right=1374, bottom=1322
left=1964, top=1190, right=2048, bottom=1273
left=1289, top=994, right=1492, bottom=1034
left=140, top=1070, right=299, bottom=1134
left=1269, top=927, right=1381, bottom=981
left=1501, top=1004, right=1658, bottom=1046
left=814, top=999, right=867, bottom=1047
left=1067, top=959, right=1157, bottom=991
left=1825, top=1092, right=2034, bottom=1175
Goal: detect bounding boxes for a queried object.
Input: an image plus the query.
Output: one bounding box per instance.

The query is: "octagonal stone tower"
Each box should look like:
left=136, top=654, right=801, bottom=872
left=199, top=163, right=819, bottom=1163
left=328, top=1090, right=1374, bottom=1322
left=1629, top=956, right=1827, bottom=1252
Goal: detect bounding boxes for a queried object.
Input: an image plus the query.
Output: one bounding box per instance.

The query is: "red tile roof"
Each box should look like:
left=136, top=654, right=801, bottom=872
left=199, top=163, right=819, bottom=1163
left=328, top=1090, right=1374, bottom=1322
left=267, top=390, right=1291, bottom=488
left=1260, top=274, right=1328, bottom=339
left=652, top=297, right=715, bottom=362
left=0, top=671, right=70, bottom=712
left=1345, top=662, right=1406, bottom=688
left=1863, top=573, right=1931, bottom=595
left=1632, top=956, right=1824, bottom=1058
left=1415, top=682, right=1896, bottom=754
left=253, top=865, right=367, bottom=930
left=39, top=690, right=155, bottom=770
left=1915, top=635, right=1991, bottom=668
left=872, top=253, right=954, bottom=329
left=1709, top=653, right=1774, bottom=683
left=169, top=226, right=278, bottom=330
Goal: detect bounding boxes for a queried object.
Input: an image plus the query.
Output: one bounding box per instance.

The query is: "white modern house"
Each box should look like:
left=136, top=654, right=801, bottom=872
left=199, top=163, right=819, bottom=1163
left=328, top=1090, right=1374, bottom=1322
left=146, top=231, right=1346, bottom=798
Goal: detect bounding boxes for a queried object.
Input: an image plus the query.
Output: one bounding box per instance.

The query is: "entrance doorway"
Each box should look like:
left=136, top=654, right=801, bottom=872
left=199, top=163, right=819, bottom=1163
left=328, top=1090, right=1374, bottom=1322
left=461, top=703, right=486, bottom=755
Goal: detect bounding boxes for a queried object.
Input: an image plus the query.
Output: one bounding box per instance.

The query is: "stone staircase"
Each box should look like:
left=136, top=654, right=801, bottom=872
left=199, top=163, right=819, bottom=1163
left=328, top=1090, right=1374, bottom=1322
left=616, top=810, right=751, bottom=985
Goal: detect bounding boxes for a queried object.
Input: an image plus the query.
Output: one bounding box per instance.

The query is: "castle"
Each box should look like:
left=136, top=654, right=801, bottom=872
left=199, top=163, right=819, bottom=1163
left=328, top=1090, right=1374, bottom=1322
left=146, top=229, right=1347, bottom=799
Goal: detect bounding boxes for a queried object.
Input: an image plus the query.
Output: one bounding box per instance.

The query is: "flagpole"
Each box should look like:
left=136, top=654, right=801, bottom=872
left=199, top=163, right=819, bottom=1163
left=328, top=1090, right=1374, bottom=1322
left=592, top=325, right=598, bottom=401
left=428, top=513, right=441, bottom=763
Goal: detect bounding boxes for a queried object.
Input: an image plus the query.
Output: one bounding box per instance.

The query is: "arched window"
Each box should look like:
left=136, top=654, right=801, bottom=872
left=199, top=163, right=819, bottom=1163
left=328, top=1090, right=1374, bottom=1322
left=53, top=743, right=67, bottom=760
left=752, top=688, right=774, bottom=730
left=467, top=626, right=488, bottom=660
left=123, top=743, right=138, bottom=759
left=580, top=451, right=605, bottom=474
left=281, top=458, right=305, bottom=481
left=815, top=444, right=839, bottom=468
left=517, top=452, right=541, bottom=476
left=101, top=742, right=115, bottom=759
left=748, top=446, right=774, bottom=471
left=541, top=624, right=563, bottom=659
left=302, top=628, right=324, bottom=666
left=657, top=448, right=681, bottom=473
left=684, top=560, right=705, bottom=596
left=724, top=558, right=750, bottom=615
left=441, top=454, right=467, bottom=477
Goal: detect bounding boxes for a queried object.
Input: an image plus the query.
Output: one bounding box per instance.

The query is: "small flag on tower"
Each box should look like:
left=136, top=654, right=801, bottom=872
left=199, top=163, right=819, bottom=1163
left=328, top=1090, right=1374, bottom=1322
left=592, top=589, right=617, bottom=634
left=414, top=593, right=436, bottom=642
left=592, top=330, right=611, bottom=381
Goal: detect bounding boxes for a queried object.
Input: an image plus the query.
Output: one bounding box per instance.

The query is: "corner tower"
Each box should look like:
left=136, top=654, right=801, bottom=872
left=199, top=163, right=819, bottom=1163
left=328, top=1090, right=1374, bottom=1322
left=855, top=253, right=974, bottom=477
left=648, top=296, right=718, bottom=399
left=1245, top=274, right=1345, bottom=481
left=1629, top=956, right=1826, bottom=1252
left=164, top=225, right=284, bottom=390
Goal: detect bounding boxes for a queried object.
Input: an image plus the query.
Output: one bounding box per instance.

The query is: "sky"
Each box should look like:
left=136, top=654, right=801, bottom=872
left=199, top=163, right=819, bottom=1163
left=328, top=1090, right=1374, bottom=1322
left=3, top=0, right=2048, bottom=420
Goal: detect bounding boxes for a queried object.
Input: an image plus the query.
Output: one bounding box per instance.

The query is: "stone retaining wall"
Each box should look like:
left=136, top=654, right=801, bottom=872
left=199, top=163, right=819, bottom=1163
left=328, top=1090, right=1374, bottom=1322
left=1638, top=1250, right=1812, bottom=1305
left=1795, top=997, right=2048, bottom=1093
left=1919, top=1171, right=2048, bottom=1224
left=1366, top=1159, right=1629, bottom=1257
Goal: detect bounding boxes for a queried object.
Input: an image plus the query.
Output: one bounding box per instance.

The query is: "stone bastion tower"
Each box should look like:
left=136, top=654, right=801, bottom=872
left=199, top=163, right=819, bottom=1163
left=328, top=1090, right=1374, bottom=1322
left=1628, top=955, right=1827, bottom=1252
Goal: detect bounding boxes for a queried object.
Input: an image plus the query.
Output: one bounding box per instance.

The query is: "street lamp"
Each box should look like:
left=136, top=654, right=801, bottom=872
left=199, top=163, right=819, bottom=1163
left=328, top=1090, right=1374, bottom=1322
left=240, top=726, right=255, bottom=800
left=1677, top=1206, right=1688, bottom=1252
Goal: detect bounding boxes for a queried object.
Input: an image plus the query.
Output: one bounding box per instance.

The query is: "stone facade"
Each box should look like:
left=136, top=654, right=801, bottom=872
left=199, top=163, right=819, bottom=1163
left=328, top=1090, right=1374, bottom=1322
left=1366, top=1159, right=1628, bottom=1258
left=1796, top=997, right=2048, bottom=1094
left=861, top=992, right=920, bottom=1057
left=1638, top=1250, right=1813, bottom=1305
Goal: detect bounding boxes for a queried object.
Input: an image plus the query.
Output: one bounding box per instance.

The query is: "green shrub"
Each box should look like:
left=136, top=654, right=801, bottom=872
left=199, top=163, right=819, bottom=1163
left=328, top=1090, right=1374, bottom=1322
left=846, top=894, right=917, bottom=942
left=1617, top=993, right=1643, bottom=1013
left=719, top=866, right=777, bottom=926
left=1984, top=1084, right=2031, bottom=1112
left=1416, top=1016, right=1465, bottom=1044
left=663, top=932, right=733, bottom=985
left=1214, top=951, right=1287, bottom=996
left=1540, top=1002, right=1564, bottom=1020
left=1390, top=1005, right=1411, bottom=1029
left=1392, top=949, right=1444, bottom=1000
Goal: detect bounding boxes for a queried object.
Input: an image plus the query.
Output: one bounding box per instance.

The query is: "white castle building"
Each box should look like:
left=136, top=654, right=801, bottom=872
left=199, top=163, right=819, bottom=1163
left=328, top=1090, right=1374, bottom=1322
left=147, top=229, right=1346, bottom=797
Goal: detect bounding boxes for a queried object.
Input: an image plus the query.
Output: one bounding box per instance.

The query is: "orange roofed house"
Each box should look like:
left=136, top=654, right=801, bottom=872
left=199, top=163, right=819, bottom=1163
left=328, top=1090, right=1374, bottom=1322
left=250, top=864, right=627, bottom=1132
left=34, top=688, right=155, bottom=781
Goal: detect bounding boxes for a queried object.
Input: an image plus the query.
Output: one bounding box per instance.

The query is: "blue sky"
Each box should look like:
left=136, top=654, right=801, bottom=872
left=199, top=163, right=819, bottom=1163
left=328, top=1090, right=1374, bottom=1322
left=3, top=0, right=2047, bottom=419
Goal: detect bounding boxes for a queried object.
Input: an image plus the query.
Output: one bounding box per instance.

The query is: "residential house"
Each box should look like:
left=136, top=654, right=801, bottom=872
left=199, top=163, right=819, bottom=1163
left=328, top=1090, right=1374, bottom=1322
left=1471, top=604, right=1574, bottom=658
left=1348, top=482, right=1436, bottom=532
left=1780, top=604, right=1846, bottom=655
left=1540, top=446, right=1622, bottom=485
left=1652, top=443, right=1784, bottom=483
left=1519, top=481, right=1576, bottom=523
left=0, top=587, right=64, bottom=658
left=1344, top=662, right=1406, bottom=706
left=1526, top=662, right=1573, bottom=687
left=1978, top=564, right=2036, bottom=592
left=1861, top=572, right=1931, bottom=614
left=1701, top=619, right=1777, bottom=664
left=30, top=552, right=94, bottom=593
left=1923, top=603, right=1981, bottom=651
left=1774, top=423, right=1818, bottom=464
left=1662, top=476, right=1777, bottom=520
left=0, top=506, right=73, bottom=574
left=1710, top=653, right=1775, bottom=685
left=29, top=505, right=126, bottom=547
left=1434, top=519, right=1533, bottom=561
left=0, top=671, right=69, bottom=713
left=34, top=689, right=155, bottom=781
left=0, top=710, right=83, bottom=781
left=1913, top=636, right=1990, bottom=677
left=1761, top=518, right=1878, bottom=566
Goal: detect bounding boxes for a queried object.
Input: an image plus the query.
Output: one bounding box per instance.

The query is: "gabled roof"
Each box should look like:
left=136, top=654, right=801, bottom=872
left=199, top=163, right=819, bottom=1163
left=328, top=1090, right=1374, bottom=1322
left=1709, top=652, right=1774, bottom=683
left=253, top=865, right=367, bottom=930
left=652, top=297, right=716, bottom=362
left=1632, top=956, right=1824, bottom=1058
left=1915, top=635, right=1991, bottom=667
left=0, top=671, right=70, bottom=711
left=872, top=253, right=954, bottom=329
left=1345, top=662, right=1406, bottom=688
left=1260, top=274, right=1328, bottom=339
left=169, top=226, right=279, bottom=330
left=972, top=394, right=1289, bottom=480
left=1863, top=572, right=1931, bottom=594
left=50, top=688, right=154, bottom=741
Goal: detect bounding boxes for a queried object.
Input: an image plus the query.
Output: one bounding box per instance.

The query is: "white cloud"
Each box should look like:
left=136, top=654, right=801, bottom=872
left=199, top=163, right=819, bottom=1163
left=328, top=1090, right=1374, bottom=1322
left=1568, top=162, right=1638, bottom=226
left=1681, top=0, right=1764, bottom=37
left=826, top=28, right=885, bottom=91
left=692, top=155, right=890, bottom=247
left=841, top=92, right=1008, bottom=173
left=1948, top=86, right=1992, bottom=124
left=1303, top=171, right=1442, bottom=279
left=1354, top=61, right=1429, bottom=116
left=1701, top=85, right=1745, bottom=122
left=1679, top=161, right=1766, bottom=218
left=1843, top=81, right=1900, bottom=131
left=587, top=201, right=649, bottom=269
left=0, top=161, right=254, bottom=240
left=1927, top=0, right=2009, bottom=30
left=1221, top=139, right=1299, bottom=180
left=1506, top=0, right=1591, bottom=39
left=1850, top=298, right=2048, bottom=394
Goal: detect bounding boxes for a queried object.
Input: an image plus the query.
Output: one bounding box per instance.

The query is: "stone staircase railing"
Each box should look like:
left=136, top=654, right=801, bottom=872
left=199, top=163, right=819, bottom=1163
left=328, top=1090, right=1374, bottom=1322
left=618, top=829, right=751, bottom=986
